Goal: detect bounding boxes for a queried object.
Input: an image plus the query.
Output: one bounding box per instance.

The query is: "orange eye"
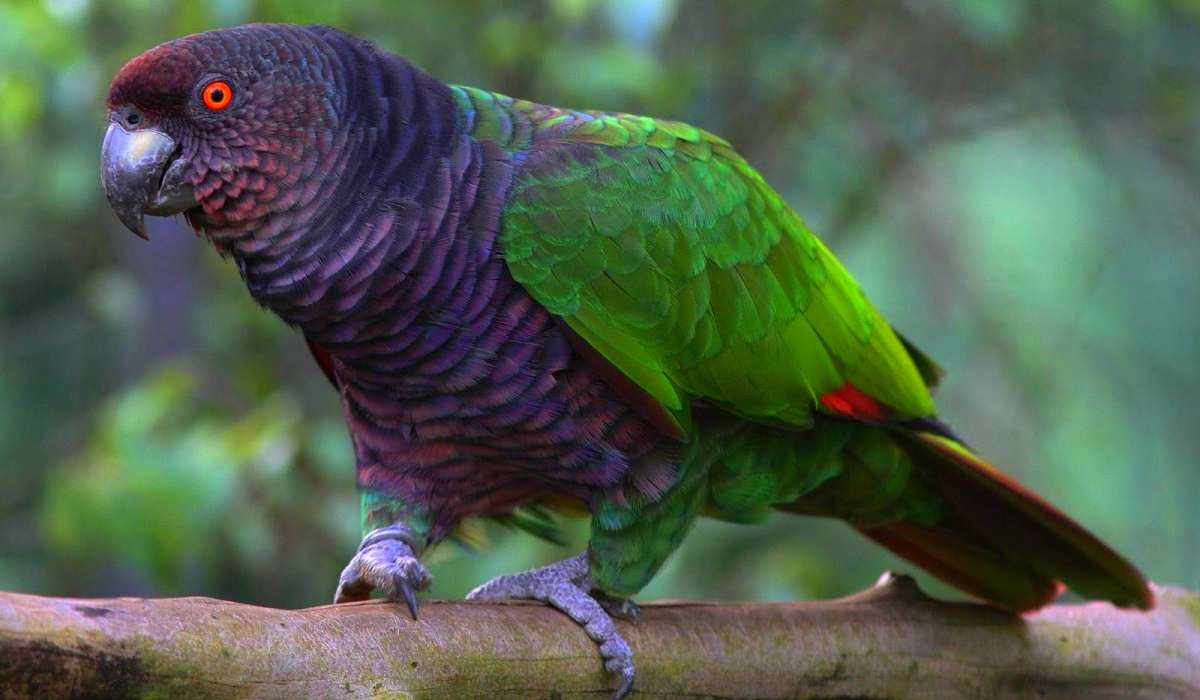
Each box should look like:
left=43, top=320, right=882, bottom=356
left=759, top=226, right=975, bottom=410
left=202, top=80, right=232, bottom=110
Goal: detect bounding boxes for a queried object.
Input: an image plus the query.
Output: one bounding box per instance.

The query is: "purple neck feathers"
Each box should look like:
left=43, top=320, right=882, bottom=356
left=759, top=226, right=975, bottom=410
left=206, top=36, right=518, bottom=386
left=185, top=34, right=671, bottom=527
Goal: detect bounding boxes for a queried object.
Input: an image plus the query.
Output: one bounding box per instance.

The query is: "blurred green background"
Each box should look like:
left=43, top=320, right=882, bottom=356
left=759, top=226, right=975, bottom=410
left=1, top=0, right=1197, bottom=609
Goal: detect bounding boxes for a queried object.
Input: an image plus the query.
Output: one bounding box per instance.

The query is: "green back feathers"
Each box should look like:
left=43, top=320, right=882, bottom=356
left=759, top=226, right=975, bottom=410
left=467, top=90, right=934, bottom=434
left=452, top=89, right=1154, bottom=612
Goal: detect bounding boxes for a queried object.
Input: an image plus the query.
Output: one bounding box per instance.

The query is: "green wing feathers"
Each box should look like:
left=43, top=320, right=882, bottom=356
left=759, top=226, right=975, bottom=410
left=487, top=96, right=1151, bottom=611
left=499, top=107, right=933, bottom=434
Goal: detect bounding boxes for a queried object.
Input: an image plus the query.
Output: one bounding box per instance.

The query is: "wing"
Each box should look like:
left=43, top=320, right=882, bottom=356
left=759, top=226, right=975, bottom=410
left=499, top=109, right=934, bottom=437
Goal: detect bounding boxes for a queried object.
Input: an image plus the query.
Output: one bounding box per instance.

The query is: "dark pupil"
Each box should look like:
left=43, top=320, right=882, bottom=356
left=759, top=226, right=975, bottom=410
left=209, top=88, right=224, bottom=103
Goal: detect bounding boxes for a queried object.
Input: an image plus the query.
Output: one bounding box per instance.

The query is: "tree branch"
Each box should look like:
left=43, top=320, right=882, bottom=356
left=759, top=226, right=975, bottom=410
left=1, top=573, right=1197, bottom=699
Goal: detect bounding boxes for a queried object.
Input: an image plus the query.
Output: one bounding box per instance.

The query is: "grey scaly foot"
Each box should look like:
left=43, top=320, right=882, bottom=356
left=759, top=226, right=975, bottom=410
left=334, top=524, right=431, bottom=618
left=466, top=553, right=636, bottom=700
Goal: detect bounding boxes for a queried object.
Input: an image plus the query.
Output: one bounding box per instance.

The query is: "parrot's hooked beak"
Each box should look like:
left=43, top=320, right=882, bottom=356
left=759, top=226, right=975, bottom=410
left=100, top=123, right=197, bottom=240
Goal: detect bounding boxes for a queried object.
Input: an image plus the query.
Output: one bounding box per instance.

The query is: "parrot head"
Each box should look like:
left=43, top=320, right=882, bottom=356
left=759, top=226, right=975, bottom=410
left=101, top=24, right=352, bottom=241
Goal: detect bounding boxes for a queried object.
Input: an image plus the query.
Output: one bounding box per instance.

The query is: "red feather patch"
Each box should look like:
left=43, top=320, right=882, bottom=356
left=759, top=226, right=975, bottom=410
left=305, top=334, right=338, bottom=388
left=108, top=45, right=203, bottom=110
left=819, top=382, right=894, bottom=422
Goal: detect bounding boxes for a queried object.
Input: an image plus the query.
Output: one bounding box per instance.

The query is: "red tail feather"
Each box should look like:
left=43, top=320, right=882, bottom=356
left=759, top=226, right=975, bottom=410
left=874, top=430, right=1154, bottom=611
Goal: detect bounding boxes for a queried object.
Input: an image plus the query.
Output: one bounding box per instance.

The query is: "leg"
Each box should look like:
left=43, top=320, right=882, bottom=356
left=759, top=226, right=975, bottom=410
left=333, top=492, right=434, bottom=618
left=466, top=469, right=707, bottom=698
left=466, top=553, right=635, bottom=700
left=333, top=523, right=432, bottom=617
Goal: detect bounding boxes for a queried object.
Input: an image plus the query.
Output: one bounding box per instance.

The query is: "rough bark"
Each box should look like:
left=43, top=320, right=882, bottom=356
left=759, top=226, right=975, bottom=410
left=1, top=573, right=1197, bottom=699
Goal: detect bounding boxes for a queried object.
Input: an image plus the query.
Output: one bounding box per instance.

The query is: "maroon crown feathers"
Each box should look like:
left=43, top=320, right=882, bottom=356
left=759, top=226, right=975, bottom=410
left=108, top=43, right=204, bottom=111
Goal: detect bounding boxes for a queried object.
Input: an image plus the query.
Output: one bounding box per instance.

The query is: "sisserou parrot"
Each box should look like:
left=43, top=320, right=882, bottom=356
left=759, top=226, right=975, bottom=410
left=100, top=24, right=1153, bottom=698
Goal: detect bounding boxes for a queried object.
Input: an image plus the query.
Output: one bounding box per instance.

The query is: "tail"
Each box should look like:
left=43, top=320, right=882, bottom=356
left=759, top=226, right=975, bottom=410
left=860, top=430, right=1154, bottom=612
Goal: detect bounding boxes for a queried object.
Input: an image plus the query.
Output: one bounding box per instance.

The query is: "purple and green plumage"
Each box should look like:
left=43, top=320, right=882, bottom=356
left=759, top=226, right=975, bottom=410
left=101, top=23, right=1154, bottom=699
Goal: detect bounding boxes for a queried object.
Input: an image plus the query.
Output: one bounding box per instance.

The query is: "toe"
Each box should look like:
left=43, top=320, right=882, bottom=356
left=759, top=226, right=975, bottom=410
left=464, top=555, right=638, bottom=699
left=332, top=536, right=432, bottom=609
left=611, top=666, right=635, bottom=700
left=334, top=557, right=373, bottom=604
left=466, top=570, right=534, bottom=602
left=594, top=591, right=641, bottom=623
left=334, top=578, right=373, bottom=604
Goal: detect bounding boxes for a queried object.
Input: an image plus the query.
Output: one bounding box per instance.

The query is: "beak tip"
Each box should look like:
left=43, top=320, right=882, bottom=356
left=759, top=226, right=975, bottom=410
left=101, top=124, right=191, bottom=242
left=114, top=211, right=152, bottom=240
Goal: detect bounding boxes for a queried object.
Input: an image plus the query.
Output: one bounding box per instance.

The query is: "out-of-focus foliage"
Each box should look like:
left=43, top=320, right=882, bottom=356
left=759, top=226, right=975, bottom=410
left=1, top=0, right=1197, bottom=606
left=40, top=365, right=359, bottom=605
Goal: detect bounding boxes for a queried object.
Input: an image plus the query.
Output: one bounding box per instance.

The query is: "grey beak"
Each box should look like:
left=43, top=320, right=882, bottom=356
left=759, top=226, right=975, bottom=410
left=100, top=124, right=197, bottom=239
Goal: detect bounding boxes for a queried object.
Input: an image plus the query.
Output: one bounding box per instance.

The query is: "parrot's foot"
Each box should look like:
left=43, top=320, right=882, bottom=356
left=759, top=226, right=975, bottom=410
left=594, top=590, right=641, bottom=623
left=467, top=554, right=635, bottom=700
left=333, top=524, right=431, bottom=618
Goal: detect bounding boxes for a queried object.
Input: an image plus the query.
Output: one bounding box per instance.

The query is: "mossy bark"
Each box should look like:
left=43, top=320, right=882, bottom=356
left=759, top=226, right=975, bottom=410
left=1, top=573, right=1197, bottom=699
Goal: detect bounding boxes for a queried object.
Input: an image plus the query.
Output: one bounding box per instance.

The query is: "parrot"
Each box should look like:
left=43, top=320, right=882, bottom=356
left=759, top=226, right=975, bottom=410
left=100, top=24, right=1153, bottom=699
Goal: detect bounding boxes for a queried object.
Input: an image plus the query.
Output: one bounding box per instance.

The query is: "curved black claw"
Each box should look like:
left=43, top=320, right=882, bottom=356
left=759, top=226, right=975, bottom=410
left=614, top=667, right=634, bottom=700
left=594, top=591, right=641, bottom=624
left=466, top=553, right=637, bottom=700
left=334, top=525, right=431, bottom=619
left=394, top=571, right=420, bottom=619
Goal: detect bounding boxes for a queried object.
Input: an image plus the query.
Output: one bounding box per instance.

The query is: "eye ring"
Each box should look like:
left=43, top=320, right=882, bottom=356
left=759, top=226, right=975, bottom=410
left=201, top=80, right=233, bottom=110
